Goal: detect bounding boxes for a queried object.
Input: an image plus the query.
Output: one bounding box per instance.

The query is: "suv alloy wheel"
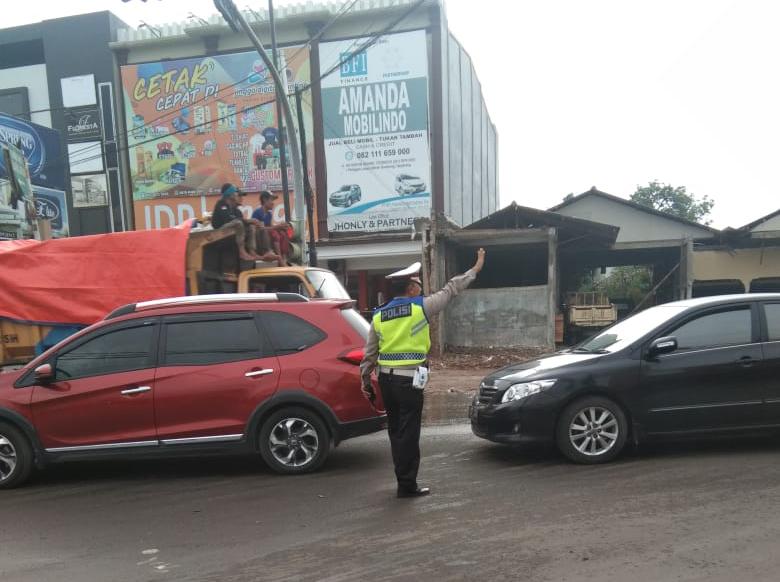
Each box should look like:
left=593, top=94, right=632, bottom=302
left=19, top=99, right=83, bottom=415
left=0, top=422, right=34, bottom=489
left=258, top=407, right=331, bottom=474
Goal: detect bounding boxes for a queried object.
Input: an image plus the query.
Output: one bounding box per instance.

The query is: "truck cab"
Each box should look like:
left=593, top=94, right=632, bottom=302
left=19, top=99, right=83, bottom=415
left=239, top=267, right=350, bottom=300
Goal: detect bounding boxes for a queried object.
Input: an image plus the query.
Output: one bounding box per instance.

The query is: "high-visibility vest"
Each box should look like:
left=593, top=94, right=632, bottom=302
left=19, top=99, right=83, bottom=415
left=372, top=296, right=430, bottom=367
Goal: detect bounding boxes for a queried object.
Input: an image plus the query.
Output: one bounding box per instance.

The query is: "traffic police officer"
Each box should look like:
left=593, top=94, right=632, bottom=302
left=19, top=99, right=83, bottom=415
left=361, top=248, right=486, bottom=498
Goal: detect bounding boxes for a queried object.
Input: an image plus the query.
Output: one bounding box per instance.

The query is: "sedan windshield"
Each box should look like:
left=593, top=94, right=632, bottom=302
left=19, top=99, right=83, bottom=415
left=576, top=304, right=687, bottom=353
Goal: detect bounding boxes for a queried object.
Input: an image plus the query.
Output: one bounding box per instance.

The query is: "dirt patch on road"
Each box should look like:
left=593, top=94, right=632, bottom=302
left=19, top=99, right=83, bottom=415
left=422, top=348, right=548, bottom=424
left=426, top=347, right=547, bottom=394
left=431, top=346, right=547, bottom=372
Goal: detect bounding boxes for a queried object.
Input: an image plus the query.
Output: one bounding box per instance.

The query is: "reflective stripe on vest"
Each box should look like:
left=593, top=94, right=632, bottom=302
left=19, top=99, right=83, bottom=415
left=372, top=296, right=430, bottom=367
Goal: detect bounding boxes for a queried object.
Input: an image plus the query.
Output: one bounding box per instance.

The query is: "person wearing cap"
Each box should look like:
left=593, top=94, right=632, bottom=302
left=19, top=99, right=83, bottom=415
left=211, top=183, right=262, bottom=262
left=360, top=248, right=486, bottom=498
left=252, top=190, right=292, bottom=267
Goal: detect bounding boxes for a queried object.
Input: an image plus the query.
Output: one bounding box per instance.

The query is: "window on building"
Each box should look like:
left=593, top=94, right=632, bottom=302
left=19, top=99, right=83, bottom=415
left=750, top=278, right=780, bottom=293
left=0, top=88, right=30, bottom=119
left=692, top=279, right=745, bottom=298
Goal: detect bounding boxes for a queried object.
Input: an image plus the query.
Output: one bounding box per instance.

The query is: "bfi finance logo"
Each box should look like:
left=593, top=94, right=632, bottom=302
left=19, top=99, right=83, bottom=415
left=340, top=50, right=367, bottom=78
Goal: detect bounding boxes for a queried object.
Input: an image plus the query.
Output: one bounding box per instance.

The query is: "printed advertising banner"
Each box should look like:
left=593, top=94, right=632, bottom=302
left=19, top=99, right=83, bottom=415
left=32, top=186, right=69, bottom=238
left=0, top=113, right=67, bottom=191
left=319, top=30, right=431, bottom=233
left=1, top=142, right=36, bottom=240
left=120, top=47, right=314, bottom=218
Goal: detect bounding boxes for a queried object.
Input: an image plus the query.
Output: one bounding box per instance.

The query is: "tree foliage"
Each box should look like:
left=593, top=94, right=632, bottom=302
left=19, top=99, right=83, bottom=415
left=579, top=266, right=652, bottom=305
left=631, top=181, right=714, bottom=225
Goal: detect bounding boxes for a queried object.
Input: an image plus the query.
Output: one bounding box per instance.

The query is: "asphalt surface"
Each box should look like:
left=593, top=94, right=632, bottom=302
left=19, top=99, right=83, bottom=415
left=5, top=411, right=780, bottom=581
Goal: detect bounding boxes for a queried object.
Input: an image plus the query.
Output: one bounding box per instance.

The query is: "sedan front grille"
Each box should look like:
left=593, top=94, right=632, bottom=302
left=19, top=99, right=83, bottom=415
left=478, top=382, right=499, bottom=405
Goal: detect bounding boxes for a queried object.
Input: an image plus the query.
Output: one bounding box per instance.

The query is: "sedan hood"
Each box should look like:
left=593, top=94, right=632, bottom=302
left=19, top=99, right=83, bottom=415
left=483, top=351, right=606, bottom=386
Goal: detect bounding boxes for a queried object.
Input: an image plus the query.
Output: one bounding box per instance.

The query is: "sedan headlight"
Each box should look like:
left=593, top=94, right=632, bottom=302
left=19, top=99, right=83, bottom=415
left=501, top=379, right=558, bottom=403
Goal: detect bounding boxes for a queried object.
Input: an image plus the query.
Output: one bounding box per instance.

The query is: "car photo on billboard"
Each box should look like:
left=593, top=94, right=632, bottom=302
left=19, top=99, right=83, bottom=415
left=394, top=174, right=426, bottom=196
left=329, top=184, right=362, bottom=208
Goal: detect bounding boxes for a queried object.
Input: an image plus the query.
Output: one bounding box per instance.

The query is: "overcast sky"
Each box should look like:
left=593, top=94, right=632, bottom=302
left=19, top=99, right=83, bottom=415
left=5, top=0, right=777, bottom=228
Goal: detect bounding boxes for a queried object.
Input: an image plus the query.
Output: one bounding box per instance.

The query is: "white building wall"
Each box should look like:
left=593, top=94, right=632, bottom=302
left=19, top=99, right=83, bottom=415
left=555, top=196, right=714, bottom=243
left=751, top=213, right=780, bottom=232
left=0, top=64, right=52, bottom=127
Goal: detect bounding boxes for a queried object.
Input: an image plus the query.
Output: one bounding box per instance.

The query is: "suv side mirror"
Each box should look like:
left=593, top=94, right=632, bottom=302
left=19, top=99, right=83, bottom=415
left=648, top=337, right=678, bottom=358
left=34, top=363, right=54, bottom=384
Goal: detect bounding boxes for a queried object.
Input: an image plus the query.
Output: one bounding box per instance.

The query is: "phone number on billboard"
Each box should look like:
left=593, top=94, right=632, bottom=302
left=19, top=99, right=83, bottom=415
left=355, top=148, right=411, bottom=159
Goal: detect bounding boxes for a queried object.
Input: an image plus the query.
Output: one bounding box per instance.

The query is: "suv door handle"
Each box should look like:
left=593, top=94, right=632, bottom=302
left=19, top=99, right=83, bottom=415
left=121, top=386, right=152, bottom=395
left=245, top=369, right=274, bottom=378
left=737, top=356, right=757, bottom=367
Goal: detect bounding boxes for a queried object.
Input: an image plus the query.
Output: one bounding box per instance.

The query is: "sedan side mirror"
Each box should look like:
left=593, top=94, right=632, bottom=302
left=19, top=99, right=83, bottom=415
left=34, top=363, right=54, bottom=384
left=648, top=336, right=678, bottom=358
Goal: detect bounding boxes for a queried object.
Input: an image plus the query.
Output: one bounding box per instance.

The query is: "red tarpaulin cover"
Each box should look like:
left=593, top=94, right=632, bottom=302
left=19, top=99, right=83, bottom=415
left=0, top=224, right=191, bottom=326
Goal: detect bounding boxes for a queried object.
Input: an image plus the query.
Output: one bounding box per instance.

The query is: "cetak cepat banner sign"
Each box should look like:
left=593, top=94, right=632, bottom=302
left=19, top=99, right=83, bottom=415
left=120, top=47, right=313, bottom=208
left=319, top=30, right=431, bottom=233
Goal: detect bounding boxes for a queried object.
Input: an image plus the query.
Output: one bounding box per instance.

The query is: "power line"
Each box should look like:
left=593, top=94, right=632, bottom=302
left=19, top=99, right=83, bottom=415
left=67, top=0, right=427, bottom=170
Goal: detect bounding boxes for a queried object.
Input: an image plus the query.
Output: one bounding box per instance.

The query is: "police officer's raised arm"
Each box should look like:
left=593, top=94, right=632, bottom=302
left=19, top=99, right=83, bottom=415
left=423, top=248, right=486, bottom=317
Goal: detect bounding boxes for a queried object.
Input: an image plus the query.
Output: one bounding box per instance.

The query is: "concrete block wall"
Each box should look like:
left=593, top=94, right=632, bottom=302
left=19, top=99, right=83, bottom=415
left=445, top=286, right=551, bottom=349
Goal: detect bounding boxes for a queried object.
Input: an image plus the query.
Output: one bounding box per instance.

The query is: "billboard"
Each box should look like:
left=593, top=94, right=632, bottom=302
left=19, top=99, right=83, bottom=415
left=120, top=47, right=314, bottom=208
left=0, top=113, right=67, bottom=191
left=64, top=106, right=102, bottom=142
left=0, top=142, right=36, bottom=239
left=319, top=30, right=431, bottom=233
left=32, top=186, right=69, bottom=238
left=134, top=193, right=293, bottom=230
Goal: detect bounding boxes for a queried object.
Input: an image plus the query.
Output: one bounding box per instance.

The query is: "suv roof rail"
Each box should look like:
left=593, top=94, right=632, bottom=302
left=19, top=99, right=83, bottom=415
left=104, top=293, right=309, bottom=320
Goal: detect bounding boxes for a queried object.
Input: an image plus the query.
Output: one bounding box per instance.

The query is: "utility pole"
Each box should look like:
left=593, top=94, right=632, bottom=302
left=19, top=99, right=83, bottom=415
left=214, top=0, right=305, bottom=226
left=295, top=89, right=317, bottom=267
left=267, top=0, right=291, bottom=223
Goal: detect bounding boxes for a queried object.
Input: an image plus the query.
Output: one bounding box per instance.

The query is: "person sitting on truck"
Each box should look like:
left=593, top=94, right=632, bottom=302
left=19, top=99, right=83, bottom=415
left=252, top=190, right=292, bottom=267
left=212, top=183, right=264, bottom=262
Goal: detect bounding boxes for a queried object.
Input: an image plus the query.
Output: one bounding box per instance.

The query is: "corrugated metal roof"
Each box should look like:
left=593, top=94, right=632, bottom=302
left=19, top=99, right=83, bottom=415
left=117, top=0, right=426, bottom=43
left=463, top=201, right=620, bottom=246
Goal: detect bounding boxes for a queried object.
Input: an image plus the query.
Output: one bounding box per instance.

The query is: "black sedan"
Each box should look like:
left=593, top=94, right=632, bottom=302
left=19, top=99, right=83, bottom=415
left=470, top=294, right=780, bottom=463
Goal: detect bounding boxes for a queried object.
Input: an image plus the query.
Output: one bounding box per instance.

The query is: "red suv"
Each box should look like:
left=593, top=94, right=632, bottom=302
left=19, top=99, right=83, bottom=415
left=0, top=293, right=384, bottom=488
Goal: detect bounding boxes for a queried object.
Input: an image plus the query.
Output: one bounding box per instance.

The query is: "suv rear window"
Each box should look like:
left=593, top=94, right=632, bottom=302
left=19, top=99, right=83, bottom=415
left=341, top=308, right=369, bottom=341
left=259, top=311, right=325, bottom=355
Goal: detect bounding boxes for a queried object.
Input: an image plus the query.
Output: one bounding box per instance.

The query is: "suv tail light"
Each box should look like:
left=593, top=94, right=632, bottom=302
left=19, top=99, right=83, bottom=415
left=339, top=349, right=364, bottom=366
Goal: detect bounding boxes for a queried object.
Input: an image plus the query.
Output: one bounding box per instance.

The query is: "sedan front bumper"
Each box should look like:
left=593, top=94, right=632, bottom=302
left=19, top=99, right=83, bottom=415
left=469, top=396, right=556, bottom=445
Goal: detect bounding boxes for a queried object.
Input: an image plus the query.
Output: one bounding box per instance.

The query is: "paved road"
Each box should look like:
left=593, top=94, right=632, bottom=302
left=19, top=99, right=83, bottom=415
left=4, top=423, right=780, bottom=581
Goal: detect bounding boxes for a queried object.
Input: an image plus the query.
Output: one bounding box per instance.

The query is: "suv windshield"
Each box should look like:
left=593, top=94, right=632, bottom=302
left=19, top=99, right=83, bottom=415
left=305, top=270, right=351, bottom=300
left=576, top=304, right=687, bottom=353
